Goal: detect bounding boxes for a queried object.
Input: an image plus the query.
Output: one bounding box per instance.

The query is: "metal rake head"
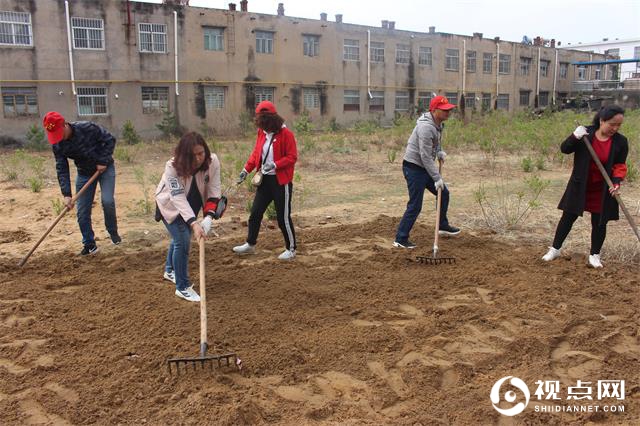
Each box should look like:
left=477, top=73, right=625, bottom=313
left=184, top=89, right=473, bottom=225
left=415, top=255, right=456, bottom=265
left=167, top=353, right=239, bottom=375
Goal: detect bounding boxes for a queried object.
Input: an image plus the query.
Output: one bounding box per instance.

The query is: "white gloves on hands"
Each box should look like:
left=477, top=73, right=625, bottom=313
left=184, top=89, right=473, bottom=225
left=573, top=126, right=588, bottom=140
left=437, top=150, right=447, bottom=161
left=200, top=216, right=213, bottom=236
left=262, top=161, right=276, bottom=174
left=434, top=179, right=445, bottom=191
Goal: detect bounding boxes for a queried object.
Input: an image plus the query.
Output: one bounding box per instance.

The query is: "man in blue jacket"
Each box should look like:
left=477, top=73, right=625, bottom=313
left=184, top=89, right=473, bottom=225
left=43, top=111, right=121, bottom=255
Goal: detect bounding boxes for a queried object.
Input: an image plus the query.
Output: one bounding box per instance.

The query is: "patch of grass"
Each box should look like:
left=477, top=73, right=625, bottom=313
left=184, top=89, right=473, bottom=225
left=27, top=176, right=43, bottom=192
left=114, top=146, right=134, bottom=163
left=521, top=157, right=533, bottom=172
left=51, top=198, right=65, bottom=215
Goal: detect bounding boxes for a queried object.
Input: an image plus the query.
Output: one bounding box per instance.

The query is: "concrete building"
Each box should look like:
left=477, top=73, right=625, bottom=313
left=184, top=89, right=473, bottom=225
left=1, top=0, right=606, bottom=141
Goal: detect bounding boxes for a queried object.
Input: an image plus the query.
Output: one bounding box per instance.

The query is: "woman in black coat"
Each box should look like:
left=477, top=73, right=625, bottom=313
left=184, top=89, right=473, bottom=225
left=542, top=105, right=628, bottom=268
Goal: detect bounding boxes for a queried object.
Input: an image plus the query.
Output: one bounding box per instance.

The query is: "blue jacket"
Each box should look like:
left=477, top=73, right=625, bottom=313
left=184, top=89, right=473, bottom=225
left=52, top=121, right=116, bottom=197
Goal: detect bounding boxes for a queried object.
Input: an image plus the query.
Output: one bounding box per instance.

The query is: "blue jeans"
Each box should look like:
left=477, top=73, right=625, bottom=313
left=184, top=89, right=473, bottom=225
left=76, top=163, right=118, bottom=247
left=163, top=216, right=192, bottom=291
left=395, top=162, right=450, bottom=243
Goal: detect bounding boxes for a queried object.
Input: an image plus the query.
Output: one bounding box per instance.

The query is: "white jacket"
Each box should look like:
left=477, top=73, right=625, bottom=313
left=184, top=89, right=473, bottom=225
left=155, top=154, right=221, bottom=224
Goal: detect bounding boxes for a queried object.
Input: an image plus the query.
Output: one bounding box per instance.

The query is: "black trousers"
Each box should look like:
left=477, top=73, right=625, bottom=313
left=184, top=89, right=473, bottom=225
left=552, top=211, right=607, bottom=255
left=247, top=175, right=296, bottom=250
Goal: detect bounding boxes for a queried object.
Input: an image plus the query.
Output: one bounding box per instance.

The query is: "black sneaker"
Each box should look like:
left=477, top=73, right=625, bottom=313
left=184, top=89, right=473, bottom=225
left=439, top=224, right=461, bottom=236
left=110, top=234, right=122, bottom=245
left=393, top=240, right=417, bottom=249
left=80, top=244, right=99, bottom=256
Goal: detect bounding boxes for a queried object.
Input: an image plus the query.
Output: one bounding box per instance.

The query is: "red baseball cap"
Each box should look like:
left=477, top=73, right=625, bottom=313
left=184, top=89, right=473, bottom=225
left=429, top=96, right=456, bottom=112
left=43, top=111, right=66, bottom=144
left=255, top=100, right=277, bottom=115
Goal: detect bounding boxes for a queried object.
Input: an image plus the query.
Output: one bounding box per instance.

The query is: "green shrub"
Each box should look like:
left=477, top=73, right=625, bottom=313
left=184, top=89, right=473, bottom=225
left=521, top=157, right=533, bottom=172
left=121, top=120, right=142, bottom=145
left=51, top=198, right=65, bottom=215
left=114, top=146, right=133, bottom=163
left=626, top=161, right=638, bottom=183
left=293, top=110, right=314, bottom=134
left=27, top=176, right=43, bottom=192
left=25, top=124, right=48, bottom=151
left=156, top=110, right=183, bottom=138
left=387, top=149, right=398, bottom=164
left=535, top=157, right=546, bottom=171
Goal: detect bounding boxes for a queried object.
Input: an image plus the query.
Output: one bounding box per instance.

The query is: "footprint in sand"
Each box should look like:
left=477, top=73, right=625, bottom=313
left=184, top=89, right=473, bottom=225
left=550, top=321, right=605, bottom=384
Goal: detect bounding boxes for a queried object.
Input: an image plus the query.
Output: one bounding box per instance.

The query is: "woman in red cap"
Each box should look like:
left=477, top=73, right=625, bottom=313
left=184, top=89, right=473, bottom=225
left=233, top=100, right=298, bottom=260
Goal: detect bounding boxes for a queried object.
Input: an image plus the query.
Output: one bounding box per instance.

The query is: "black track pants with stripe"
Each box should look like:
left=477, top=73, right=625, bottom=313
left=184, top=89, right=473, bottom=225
left=247, top=175, right=296, bottom=251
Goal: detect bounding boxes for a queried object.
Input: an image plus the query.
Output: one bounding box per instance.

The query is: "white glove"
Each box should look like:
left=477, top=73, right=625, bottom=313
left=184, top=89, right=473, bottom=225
left=262, top=161, right=276, bottom=174
left=437, top=150, right=447, bottom=161
left=573, top=126, right=588, bottom=140
left=200, top=216, right=213, bottom=236
left=434, top=179, right=445, bottom=191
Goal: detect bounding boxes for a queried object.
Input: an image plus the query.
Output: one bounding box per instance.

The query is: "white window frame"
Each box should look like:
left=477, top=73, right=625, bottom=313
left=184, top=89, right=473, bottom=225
left=594, top=65, right=602, bottom=80
left=256, top=31, right=274, bottom=54
left=343, top=39, right=360, bottom=61
left=418, top=47, right=432, bottom=66
left=77, top=87, right=108, bottom=116
left=303, top=87, right=320, bottom=109
left=204, top=86, right=225, bottom=110
left=2, top=86, right=38, bottom=117
left=370, top=41, right=384, bottom=63
left=559, top=62, right=568, bottom=79
left=369, top=90, right=385, bottom=111
left=0, top=11, right=32, bottom=46
left=396, top=44, right=410, bottom=64
left=483, top=52, right=493, bottom=74
left=445, top=49, right=459, bottom=71
left=254, top=86, right=274, bottom=105
left=138, top=23, right=167, bottom=53
left=204, top=27, right=224, bottom=51
left=303, top=34, right=320, bottom=57
left=395, top=90, right=410, bottom=111
left=343, top=89, right=360, bottom=111
left=71, top=17, right=105, bottom=50
left=498, top=54, right=511, bottom=74
left=577, top=65, right=587, bottom=80
left=141, top=86, right=169, bottom=113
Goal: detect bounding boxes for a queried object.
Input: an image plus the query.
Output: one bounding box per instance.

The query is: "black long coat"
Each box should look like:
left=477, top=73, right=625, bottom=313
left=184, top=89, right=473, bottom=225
left=557, top=126, right=628, bottom=222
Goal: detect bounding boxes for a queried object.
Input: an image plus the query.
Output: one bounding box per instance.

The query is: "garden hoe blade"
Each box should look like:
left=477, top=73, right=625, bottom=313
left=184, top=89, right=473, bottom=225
left=167, top=238, right=241, bottom=376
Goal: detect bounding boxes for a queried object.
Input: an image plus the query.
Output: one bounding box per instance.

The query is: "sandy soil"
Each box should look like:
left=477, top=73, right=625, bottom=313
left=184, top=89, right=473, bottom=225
left=0, top=146, right=639, bottom=425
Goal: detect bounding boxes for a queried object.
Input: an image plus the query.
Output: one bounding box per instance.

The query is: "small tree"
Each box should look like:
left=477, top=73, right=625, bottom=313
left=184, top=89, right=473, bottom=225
left=156, top=110, right=183, bottom=138
left=25, top=124, right=47, bottom=151
left=121, top=120, right=142, bottom=145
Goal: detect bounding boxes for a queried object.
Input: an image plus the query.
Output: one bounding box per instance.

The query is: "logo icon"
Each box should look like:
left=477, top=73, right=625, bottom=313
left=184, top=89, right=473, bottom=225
left=490, top=376, right=531, bottom=416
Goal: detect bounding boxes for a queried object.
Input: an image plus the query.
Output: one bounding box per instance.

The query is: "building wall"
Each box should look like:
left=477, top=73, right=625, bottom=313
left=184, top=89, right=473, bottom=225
left=0, top=0, right=603, bottom=142
left=560, top=38, right=640, bottom=80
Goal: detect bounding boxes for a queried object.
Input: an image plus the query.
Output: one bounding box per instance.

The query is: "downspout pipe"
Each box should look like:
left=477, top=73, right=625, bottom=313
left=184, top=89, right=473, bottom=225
left=64, top=1, right=76, bottom=95
left=552, top=49, right=558, bottom=106
left=367, top=29, right=372, bottom=99
left=174, top=11, right=179, bottom=96
left=495, top=43, right=499, bottom=109
left=462, top=39, right=466, bottom=95
left=536, top=47, right=541, bottom=101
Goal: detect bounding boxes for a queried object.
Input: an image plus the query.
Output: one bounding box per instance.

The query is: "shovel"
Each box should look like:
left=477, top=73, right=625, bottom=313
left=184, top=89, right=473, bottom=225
left=416, top=161, right=456, bottom=265
left=167, top=237, right=240, bottom=375
left=19, top=170, right=101, bottom=267
left=579, top=133, right=640, bottom=243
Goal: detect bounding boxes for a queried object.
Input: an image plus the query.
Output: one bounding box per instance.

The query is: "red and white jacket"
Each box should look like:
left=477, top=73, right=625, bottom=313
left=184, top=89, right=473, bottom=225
left=244, top=126, right=297, bottom=185
left=155, top=154, right=221, bottom=225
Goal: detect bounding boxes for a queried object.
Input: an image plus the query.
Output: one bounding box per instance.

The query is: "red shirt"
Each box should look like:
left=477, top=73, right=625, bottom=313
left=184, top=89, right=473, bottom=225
left=244, top=126, right=298, bottom=185
left=584, top=136, right=612, bottom=213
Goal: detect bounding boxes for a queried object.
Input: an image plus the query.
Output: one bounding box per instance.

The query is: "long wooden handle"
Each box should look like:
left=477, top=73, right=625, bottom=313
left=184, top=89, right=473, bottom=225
left=19, top=171, right=101, bottom=267
left=580, top=135, right=640, bottom=243
left=433, top=161, right=443, bottom=258
left=199, top=237, right=208, bottom=357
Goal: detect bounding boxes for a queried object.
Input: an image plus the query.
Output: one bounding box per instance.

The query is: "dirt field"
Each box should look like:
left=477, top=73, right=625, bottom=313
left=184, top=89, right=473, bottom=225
left=1, top=138, right=639, bottom=425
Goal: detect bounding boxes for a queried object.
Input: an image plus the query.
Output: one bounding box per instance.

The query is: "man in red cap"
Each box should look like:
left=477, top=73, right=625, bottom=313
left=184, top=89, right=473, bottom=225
left=394, top=95, right=460, bottom=249
left=43, top=111, right=120, bottom=255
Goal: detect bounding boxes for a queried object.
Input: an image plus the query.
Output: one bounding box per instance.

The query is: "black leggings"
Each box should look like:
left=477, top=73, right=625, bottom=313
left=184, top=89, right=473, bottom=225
left=552, top=212, right=607, bottom=255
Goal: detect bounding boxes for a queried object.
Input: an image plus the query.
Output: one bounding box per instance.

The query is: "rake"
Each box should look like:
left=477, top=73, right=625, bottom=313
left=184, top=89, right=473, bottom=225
left=167, top=238, right=240, bottom=375
left=416, top=160, right=456, bottom=265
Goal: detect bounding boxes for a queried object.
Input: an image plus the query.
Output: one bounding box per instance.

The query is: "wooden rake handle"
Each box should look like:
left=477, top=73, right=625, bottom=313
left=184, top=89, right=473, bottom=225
left=433, top=161, right=443, bottom=257
left=580, top=135, right=640, bottom=243
left=18, top=170, right=101, bottom=267
left=199, top=237, right=208, bottom=357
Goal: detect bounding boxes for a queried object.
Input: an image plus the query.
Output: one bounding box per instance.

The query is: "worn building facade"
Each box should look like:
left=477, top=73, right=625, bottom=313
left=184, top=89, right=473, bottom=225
left=1, top=0, right=605, bottom=141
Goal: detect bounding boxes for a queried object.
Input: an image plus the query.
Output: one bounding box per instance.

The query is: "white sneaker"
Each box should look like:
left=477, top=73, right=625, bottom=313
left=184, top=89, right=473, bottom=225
left=175, top=286, right=201, bottom=302
left=233, top=242, right=256, bottom=255
left=278, top=249, right=296, bottom=260
left=163, top=270, right=176, bottom=284
left=542, top=247, right=562, bottom=262
left=588, top=254, right=603, bottom=268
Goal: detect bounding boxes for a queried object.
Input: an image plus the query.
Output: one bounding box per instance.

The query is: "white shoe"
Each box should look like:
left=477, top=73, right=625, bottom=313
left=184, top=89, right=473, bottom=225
left=233, top=242, right=256, bottom=255
left=175, top=286, right=201, bottom=302
left=588, top=254, right=603, bottom=268
left=278, top=249, right=296, bottom=260
left=542, top=247, right=561, bottom=262
left=163, top=270, right=176, bottom=284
